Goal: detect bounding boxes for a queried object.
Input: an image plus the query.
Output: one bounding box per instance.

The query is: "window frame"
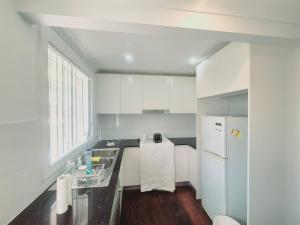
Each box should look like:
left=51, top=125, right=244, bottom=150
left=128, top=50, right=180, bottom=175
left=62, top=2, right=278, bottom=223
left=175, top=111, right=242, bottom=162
left=48, top=44, right=92, bottom=164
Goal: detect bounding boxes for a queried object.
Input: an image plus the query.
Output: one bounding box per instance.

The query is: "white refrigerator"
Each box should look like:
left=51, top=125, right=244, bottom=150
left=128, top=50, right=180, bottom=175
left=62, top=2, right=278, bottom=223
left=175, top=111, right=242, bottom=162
left=201, top=116, right=247, bottom=225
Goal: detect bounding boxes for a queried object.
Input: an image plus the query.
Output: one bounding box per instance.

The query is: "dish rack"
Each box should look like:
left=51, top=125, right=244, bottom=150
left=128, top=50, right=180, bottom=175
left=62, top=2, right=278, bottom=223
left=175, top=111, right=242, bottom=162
left=71, top=164, right=105, bottom=189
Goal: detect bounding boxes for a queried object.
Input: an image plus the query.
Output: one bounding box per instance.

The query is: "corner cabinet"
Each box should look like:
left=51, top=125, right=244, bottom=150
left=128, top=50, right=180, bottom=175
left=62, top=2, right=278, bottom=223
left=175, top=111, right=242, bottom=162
left=196, top=43, right=250, bottom=98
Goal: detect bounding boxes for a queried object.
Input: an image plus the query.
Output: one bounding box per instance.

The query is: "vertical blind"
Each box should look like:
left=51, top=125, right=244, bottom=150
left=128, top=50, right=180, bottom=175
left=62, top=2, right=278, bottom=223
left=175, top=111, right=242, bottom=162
left=48, top=46, right=90, bottom=163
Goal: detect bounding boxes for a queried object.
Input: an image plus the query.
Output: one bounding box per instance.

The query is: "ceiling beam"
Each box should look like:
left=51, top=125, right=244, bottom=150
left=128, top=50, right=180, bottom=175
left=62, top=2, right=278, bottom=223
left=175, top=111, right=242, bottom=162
left=14, top=0, right=300, bottom=44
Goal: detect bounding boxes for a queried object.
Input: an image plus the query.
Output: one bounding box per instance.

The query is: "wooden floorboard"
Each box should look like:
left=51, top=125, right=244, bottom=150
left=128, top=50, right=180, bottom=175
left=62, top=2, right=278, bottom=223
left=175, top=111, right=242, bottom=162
left=120, top=186, right=212, bottom=225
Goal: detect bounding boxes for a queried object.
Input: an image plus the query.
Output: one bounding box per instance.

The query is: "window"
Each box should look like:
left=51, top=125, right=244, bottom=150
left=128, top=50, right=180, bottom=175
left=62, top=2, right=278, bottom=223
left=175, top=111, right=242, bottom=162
left=48, top=45, right=91, bottom=164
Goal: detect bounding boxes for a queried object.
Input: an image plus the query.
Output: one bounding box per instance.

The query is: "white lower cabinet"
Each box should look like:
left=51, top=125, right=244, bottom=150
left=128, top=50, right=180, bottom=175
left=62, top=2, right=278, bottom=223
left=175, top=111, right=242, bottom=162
left=174, top=145, right=197, bottom=188
left=119, top=157, right=124, bottom=187
left=175, top=146, right=189, bottom=182
left=109, top=179, right=122, bottom=225
left=122, top=147, right=140, bottom=186
left=121, top=145, right=197, bottom=188
left=188, top=146, right=197, bottom=189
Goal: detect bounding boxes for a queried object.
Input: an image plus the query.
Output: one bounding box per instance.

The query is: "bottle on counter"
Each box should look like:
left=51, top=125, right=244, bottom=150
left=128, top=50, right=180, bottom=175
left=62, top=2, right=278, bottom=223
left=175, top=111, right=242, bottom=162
left=76, top=156, right=83, bottom=168
left=84, top=149, right=93, bottom=175
left=65, top=160, right=76, bottom=174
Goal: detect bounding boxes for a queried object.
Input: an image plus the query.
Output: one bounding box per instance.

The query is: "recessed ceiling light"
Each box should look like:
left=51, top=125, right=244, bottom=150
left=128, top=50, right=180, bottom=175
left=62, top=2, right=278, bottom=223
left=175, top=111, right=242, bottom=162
left=189, top=57, right=199, bottom=65
left=124, top=53, right=134, bottom=63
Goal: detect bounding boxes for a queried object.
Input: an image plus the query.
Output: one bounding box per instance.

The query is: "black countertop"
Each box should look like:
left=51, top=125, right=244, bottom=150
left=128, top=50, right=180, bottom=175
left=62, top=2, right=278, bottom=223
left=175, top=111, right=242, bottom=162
left=168, top=137, right=196, bottom=149
left=8, top=138, right=195, bottom=225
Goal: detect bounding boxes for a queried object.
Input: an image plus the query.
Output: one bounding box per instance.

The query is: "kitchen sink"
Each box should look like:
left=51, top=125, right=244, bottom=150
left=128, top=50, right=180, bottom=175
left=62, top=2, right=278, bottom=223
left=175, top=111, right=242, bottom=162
left=93, top=158, right=114, bottom=169
left=92, top=148, right=118, bottom=157
left=72, top=148, right=120, bottom=189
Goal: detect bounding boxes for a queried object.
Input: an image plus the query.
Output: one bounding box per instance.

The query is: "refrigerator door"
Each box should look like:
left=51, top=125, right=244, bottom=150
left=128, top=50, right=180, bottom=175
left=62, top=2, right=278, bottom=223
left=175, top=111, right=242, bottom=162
left=201, top=150, right=227, bottom=220
left=227, top=117, right=247, bottom=225
left=201, top=116, right=227, bottom=158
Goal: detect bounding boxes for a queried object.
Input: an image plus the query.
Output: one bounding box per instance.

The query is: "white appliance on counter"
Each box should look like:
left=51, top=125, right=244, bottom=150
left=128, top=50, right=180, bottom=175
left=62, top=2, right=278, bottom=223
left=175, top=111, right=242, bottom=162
left=201, top=116, right=247, bottom=225
left=140, top=137, right=175, bottom=192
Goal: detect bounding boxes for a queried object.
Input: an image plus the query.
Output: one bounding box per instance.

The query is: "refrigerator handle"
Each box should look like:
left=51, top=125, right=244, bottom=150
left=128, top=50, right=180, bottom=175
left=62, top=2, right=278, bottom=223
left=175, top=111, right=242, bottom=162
left=203, top=149, right=228, bottom=159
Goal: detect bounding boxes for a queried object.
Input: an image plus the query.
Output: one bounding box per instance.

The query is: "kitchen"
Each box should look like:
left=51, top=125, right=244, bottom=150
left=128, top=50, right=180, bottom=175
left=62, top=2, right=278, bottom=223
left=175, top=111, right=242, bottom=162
left=1, top=1, right=300, bottom=225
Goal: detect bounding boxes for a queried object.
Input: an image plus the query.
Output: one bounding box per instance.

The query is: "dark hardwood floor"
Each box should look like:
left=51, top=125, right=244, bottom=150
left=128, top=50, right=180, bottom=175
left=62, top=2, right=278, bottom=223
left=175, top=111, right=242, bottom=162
left=120, top=186, right=212, bottom=225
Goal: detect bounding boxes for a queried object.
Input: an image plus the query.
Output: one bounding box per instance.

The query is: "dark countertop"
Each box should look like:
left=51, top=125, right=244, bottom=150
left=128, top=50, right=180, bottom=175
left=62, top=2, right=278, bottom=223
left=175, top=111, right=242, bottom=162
left=8, top=138, right=195, bottom=225
left=168, top=137, right=196, bottom=149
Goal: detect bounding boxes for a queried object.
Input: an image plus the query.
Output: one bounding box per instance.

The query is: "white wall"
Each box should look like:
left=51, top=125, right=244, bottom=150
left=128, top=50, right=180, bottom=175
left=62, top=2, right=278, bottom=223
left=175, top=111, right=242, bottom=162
left=248, top=44, right=290, bottom=225
left=284, top=48, right=300, bottom=225
left=0, top=1, right=97, bottom=224
left=98, top=114, right=196, bottom=140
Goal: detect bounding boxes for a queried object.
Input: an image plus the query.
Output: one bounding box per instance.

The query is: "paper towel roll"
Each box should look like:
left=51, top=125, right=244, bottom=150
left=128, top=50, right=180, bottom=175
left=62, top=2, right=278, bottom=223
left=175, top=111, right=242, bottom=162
left=64, top=174, right=73, bottom=206
left=56, top=175, right=68, bottom=214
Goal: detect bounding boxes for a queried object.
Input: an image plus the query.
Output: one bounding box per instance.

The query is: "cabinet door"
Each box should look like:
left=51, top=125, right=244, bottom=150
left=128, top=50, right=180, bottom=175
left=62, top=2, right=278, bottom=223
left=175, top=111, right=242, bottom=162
left=215, top=43, right=250, bottom=94
left=175, top=146, right=189, bottom=182
left=121, top=75, right=142, bottom=114
left=170, top=76, right=195, bottom=113
left=98, top=74, right=121, bottom=114
left=119, top=158, right=124, bottom=188
left=196, top=55, right=216, bottom=98
left=142, top=76, right=170, bottom=110
left=188, top=146, right=197, bottom=189
left=123, top=147, right=140, bottom=186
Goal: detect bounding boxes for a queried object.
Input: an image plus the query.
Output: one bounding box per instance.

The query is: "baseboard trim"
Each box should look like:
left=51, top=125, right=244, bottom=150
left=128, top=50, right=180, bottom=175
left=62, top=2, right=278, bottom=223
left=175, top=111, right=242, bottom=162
left=123, top=181, right=196, bottom=196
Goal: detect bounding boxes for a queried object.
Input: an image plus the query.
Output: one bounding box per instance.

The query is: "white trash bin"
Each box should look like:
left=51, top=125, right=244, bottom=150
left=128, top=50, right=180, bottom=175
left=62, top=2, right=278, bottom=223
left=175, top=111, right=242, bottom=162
left=213, top=216, right=240, bottom=225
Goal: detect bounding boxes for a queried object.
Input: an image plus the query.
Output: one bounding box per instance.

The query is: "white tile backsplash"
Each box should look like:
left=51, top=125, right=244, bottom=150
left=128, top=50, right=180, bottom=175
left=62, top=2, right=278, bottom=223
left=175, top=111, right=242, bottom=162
left=98, top=114, right=196, bottom=140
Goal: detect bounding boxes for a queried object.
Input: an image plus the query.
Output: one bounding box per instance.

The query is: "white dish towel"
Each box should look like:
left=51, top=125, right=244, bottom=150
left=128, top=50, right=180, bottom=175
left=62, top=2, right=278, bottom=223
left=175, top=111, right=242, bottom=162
left=140, top=138, right=175, bottom=192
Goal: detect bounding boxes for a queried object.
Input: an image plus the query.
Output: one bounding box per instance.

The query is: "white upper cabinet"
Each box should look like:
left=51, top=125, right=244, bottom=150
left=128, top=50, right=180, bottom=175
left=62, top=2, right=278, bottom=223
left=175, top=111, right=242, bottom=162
left=142, top=76, right=170, bottom=110
left=98, top=74, right=197, bottom=114
left=196, top=55, right=216, bottom=98
left=196, top=42, right=250, bottom=98
left=98, top=74, right=121, bottom=114
left=121, top=75, right=143, bottom=114
left=170, top=76, right=195, bottom=113
left=215, top=43, right=250, bottom=94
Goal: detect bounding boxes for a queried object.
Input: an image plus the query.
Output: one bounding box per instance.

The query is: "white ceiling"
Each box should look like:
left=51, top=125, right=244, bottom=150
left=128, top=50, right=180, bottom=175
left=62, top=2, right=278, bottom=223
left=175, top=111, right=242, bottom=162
left=49, top=0, right=300, bottom=75
left=62, top=28, right=226, bottom=75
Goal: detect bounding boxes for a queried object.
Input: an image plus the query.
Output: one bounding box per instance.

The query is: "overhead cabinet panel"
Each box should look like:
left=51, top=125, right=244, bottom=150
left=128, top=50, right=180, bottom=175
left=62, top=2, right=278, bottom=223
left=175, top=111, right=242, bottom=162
left=170, top=76, right=195, bottom=113
left=196, top=55, right=216, bottom=98
left=121, top=75, right=143, bottom=114
left=196, top=43, right=250, bottom=98
left=142, top=76, right=170, bottom=110
left=98, top=74, right=121, bottom=114
left=215, top=43, right=250, bottom=94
